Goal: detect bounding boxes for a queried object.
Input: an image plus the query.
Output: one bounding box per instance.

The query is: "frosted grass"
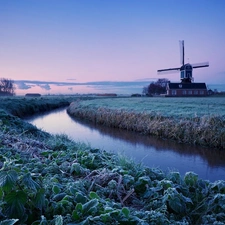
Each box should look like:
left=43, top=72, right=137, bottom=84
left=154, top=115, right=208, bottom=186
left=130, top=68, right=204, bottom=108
left=79, top=97, right=225, bottom=118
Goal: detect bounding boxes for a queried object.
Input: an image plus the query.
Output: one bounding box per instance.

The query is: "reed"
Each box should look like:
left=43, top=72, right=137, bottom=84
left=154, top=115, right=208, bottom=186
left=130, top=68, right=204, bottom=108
left=0, top=95, right=95, bottom=117
left=67, top=99, right=225, bottom=149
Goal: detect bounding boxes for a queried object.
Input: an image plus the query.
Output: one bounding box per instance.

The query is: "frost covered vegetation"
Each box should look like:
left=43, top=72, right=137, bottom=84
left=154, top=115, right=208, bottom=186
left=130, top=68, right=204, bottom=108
left=67, top=97, right=225, bottom=149
left=1, top=96, right=225, bottom=224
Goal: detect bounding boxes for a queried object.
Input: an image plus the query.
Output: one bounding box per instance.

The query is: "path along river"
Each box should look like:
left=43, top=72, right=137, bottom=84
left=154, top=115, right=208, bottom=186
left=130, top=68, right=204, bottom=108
left=26, top=107, right=225, bottom=182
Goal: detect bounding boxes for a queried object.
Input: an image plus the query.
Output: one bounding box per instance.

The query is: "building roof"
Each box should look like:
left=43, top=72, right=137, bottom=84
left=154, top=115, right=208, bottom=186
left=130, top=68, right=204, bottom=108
left=168, top=83, right=207, bottom=89
left=25, top=93, right=41, bottom=97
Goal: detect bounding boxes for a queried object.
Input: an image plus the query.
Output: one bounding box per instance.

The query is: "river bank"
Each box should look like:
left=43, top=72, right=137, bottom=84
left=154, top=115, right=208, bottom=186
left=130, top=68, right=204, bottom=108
left=67, top=97, right=225, bottom=150
left=26, top=107, right=225, bottom=182
left=1, top=96, right=225, bottom=224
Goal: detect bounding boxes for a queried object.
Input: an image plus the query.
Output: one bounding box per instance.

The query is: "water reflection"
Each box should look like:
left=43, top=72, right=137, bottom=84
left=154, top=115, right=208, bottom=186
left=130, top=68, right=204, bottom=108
left=26, top=108, right=225, bottom=182
left=71, top=116, right=225, bottom=168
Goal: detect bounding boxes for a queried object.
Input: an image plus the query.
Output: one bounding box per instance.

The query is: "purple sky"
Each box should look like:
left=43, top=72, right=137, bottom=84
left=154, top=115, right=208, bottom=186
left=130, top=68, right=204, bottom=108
left=1, top=0, right=225, bottom=85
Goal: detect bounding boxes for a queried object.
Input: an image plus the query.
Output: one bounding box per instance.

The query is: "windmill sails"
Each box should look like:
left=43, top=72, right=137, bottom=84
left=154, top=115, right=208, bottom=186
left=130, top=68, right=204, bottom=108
left=157, top=40, right=209, bottom=75
left=192, top=62, right=209, bottom=69
left=180, top=40, right=184, bottom=66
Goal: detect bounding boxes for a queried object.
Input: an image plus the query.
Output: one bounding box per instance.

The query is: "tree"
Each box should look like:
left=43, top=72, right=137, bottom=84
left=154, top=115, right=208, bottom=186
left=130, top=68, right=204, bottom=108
left=0, top=78, right=15, bottom=95
left=143, top=78, right=169, bottom=96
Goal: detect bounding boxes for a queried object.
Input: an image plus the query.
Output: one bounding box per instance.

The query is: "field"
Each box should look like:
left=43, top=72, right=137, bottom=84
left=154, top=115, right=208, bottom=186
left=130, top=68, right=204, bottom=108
left=67, top=96, right=225, bottom=149
left=1, top=96, right=225, bottom=224
left=0, top=96, right=84, bottom=117
left=72, top=96, right=225, bottom=118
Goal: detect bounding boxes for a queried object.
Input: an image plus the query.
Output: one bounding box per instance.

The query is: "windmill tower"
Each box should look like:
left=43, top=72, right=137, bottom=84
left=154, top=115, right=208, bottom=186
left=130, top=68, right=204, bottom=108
left=157, top=40, right=209, bottom=83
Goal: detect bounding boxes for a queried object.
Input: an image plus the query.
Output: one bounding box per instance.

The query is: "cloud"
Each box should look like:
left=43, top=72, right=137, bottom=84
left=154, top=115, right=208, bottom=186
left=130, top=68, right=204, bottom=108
left=14, top=80, right=79, bottom=90
left=14, top=80, right=154, bottom=92
left=37, top=84, right=51, bottom=91
left=15, top=81, right=34, bottom=90
left=16, top=80, right=80, bottom=86
left=15, top=80, right=51, bottom=90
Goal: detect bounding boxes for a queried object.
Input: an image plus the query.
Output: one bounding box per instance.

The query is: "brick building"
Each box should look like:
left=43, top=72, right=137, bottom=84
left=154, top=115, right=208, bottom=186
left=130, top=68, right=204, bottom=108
left=166, top=82, right=207, bottom=97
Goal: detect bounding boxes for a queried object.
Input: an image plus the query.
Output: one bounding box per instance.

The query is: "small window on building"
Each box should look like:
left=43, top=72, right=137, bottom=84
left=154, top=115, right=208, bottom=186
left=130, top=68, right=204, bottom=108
left=194, top=90, right=198, bottom=95
left=188, top=90, right=192, bottom=95
left=183, top=90, right=187, bottom=95
left=172, top=90, right=177, bottom=95
left=200, top=91, right=204, bottom=95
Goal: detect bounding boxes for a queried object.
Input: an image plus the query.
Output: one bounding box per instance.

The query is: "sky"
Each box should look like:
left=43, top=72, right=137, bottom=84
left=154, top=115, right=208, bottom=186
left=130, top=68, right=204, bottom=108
left=0, top=0, right=225, bottom=94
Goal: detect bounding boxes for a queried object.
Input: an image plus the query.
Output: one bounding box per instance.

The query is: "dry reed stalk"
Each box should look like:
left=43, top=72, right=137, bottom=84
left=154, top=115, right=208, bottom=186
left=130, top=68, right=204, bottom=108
left=122, top=188, right=135, bottom=203
left=67, top=102, right=225, bottom=149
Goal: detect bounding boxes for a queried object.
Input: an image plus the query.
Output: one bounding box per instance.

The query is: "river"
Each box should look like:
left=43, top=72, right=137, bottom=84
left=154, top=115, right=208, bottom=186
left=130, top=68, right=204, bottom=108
left=26, top=107, right=225, bottom=182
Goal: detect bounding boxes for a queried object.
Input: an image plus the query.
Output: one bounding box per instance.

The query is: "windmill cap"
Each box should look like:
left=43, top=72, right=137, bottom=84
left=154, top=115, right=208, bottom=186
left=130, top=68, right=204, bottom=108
left=180, top=63, right=192, bottom=70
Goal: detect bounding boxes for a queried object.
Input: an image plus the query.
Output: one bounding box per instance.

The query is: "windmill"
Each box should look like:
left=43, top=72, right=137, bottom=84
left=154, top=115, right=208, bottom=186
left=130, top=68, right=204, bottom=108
left=157, top=40, right=209, bottom=83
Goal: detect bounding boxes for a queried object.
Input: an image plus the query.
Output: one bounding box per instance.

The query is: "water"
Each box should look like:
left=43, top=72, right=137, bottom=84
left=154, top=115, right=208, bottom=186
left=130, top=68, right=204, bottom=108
left=26, top=108, right=225, bottom=182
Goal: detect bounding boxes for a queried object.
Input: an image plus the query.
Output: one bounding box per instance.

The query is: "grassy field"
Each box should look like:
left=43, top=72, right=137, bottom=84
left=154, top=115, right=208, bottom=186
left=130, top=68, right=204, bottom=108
left=1, top=96, right=225, bottom=224
left=73, top=96, right=225, bottom=118
left=0, top=96, right=81, bottom=117
left=67, top=96, right=225, bottom=149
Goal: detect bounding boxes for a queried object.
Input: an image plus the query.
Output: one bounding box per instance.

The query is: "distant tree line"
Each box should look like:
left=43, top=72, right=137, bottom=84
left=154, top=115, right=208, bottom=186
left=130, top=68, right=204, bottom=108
left=0, top=78, right=15, bottom=96
left=143, top=78, right=169, bottom=96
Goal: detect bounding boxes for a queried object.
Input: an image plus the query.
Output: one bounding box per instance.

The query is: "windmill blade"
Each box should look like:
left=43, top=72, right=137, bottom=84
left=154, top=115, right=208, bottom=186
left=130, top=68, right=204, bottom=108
left=179, top=40, right=184, bottom=65
left=157, top=67, right=180, bottom=73
left=192, top=62, right=209, bottom=68
left=157, top=67, right=180, bottom=75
